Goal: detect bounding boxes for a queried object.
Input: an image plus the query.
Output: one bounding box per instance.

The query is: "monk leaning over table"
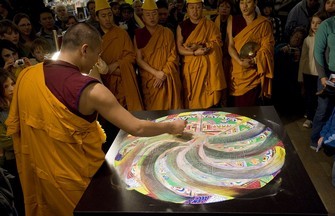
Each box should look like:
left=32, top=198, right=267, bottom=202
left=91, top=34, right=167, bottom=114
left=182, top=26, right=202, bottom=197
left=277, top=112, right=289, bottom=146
left=134, top=0, right=183, bottom=110
left=176, top=0, right=226, bottom=109
left=95, top=0, right=143, bottom=111
left=5, top=22, right=186, bottom=216
left=227, top=0, right=274, bottom=107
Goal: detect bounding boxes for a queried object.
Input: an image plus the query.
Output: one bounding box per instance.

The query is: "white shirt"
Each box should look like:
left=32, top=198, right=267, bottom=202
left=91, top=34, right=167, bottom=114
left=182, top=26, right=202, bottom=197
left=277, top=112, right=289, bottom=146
left=298, top=35, right=318, bottom=82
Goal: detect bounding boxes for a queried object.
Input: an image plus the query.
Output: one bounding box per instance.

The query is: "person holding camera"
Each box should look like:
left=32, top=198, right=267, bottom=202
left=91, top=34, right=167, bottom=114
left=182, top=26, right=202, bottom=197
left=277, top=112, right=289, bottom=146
left=0, top=39, right=31, bottom=77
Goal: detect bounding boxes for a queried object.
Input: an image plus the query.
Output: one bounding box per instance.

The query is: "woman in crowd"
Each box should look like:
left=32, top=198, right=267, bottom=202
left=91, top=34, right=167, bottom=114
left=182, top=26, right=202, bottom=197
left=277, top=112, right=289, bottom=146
left=13, top=13, right=38, bottom=57
left=0, top=19, right=26, bottom=57
left=65, top=15, right=79, bottom=29
left=319, top=0, right=335, bottom=18
left=0, top=39, right=31, bottom=77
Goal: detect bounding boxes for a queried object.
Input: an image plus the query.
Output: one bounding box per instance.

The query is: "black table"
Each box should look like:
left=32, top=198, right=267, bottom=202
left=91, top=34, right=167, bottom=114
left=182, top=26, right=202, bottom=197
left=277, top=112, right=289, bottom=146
left=74, top=106, right=327, bottom=215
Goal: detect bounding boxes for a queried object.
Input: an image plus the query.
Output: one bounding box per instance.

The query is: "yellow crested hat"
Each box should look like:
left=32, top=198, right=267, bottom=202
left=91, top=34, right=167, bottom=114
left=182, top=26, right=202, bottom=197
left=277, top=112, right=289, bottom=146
left=186, top=0, right=203, bottom=3
left=95, top=0, right=111, bottom=12
left=142, top=0, right=158, bottom=10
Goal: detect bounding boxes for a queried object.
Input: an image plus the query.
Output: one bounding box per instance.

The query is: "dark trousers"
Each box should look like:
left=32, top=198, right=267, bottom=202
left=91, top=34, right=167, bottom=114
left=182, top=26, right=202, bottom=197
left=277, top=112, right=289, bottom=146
left=303, top=74, right=318, bottom=121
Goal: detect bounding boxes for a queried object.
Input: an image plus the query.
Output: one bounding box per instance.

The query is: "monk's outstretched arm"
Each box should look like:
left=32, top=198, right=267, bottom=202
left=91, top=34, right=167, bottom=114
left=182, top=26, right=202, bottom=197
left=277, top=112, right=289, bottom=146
left=79, top=83, right=186, bottom=137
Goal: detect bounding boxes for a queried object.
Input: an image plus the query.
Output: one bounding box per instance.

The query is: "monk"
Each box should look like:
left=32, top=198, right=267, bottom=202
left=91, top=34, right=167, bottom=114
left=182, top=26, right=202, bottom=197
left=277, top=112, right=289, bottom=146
left=134, top=0, right=182, bottom=110
left=5, top=23, right=186, bottom=216
left=176, top=0, right=226, bottom=109
left=212, top=0, right=234, bottom=106
left=227, top=0, right=274, bottom=107
left=95, top=0, right=143, bottom=111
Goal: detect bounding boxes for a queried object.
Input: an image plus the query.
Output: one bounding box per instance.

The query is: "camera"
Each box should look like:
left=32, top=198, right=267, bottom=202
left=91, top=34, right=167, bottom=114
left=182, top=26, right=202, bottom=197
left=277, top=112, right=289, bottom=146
left=14, top=59, right=25, bottom=68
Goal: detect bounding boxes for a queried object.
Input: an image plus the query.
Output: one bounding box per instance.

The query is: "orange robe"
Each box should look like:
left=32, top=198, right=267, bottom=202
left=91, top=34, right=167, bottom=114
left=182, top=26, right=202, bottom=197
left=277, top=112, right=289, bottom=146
left=214, top=15, right=231, bottom=88
left=181, top=17, right=226, bottom=109
left=138, top=25, right=182, bottom=110
left=230, top=16, right=274, bottom=98
left=100, top=26, right=143, bottom=111
left=5, top=63, right=106, bottom=216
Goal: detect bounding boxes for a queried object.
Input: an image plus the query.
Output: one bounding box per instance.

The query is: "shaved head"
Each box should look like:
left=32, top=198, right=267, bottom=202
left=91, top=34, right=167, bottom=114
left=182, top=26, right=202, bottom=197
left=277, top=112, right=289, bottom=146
left=61, top=23, right=102, bottom=51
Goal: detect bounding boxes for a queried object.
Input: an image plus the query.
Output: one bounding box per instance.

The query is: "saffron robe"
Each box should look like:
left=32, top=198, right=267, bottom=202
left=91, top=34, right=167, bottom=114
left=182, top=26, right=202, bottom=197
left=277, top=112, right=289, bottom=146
left=136, top=26, right=182, bottom=110
left=100, top=26, right=143, bottom=111
left=181, top=17, right=226, bottom=109
left=214, top=15, right=231, bottom=94
left=5, top=63, right=106, bottom=216
left=230, top=16, right=274, bottom=98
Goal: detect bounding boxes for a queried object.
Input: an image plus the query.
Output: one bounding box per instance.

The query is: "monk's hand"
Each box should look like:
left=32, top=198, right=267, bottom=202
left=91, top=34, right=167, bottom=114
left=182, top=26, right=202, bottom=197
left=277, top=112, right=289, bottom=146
left=249, top=57, right=256, bottom=66
left=109, top=61, right=119, bottom=73
left=156, top=71, right=167, bottom=81
left=197, top=47, right=210, bottom=56
left=185, top=43, right=199, bottom=51
left=246, top=58, right=256, bottom=68
left=153, top=78, right=164, bottom=88
left=240, top=58, right=253, bottom=68
left=169, top=119, right=187, bottom=134
left=94, top=57, right=109, bottom=74
left=203, top=47, right=210, bottom=55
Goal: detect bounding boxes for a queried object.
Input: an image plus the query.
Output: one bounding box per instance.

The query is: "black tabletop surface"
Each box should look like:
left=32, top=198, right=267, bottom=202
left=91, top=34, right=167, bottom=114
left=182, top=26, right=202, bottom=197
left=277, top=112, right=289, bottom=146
left=74, top=106, right=327, bottom=215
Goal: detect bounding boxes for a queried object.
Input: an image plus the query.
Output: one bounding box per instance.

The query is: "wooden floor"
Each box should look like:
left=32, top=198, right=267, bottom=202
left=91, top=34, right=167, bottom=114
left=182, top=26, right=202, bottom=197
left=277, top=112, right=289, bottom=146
left=280, top=114, right=335, bottom=215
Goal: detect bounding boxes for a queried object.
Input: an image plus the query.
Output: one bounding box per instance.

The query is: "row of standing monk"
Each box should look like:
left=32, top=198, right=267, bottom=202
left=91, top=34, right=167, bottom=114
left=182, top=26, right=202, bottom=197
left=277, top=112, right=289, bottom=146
left=93, top=0, right=274, bottom=112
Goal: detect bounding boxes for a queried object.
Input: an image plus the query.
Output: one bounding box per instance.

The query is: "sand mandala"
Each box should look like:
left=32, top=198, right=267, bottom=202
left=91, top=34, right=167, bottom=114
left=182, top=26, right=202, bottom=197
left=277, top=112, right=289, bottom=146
left=114, top=111, right=286, bottom=204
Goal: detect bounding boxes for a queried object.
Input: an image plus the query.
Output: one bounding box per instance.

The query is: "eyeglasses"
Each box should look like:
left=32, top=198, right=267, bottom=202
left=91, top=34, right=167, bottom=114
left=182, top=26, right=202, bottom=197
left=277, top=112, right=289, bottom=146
left=18, top=23, right=32, bottom=28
